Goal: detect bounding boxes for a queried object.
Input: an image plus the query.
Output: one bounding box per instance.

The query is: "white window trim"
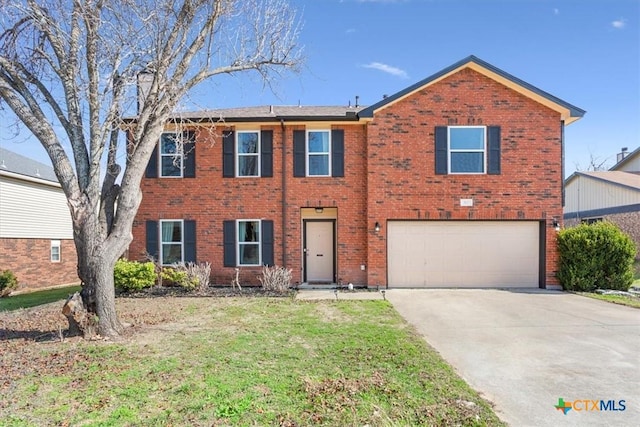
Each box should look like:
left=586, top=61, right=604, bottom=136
left=159, top=219, right=184, bottom=266
left=236, top=219, right=262, bottom=267
left=306, top=130, right=331, bottom=177
left=50, top=240, right=61, bottom=263
left=235, top=131, right=261, bottom=178
left=447, top=126, right=487, bottom=175
left=159, top=132, right=184, bottom=178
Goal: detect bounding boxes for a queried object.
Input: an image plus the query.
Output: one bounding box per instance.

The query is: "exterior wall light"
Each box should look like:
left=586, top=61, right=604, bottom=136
left=374, top=221, right=381, bottom=233
left=552, top=218, right=560, bottom=232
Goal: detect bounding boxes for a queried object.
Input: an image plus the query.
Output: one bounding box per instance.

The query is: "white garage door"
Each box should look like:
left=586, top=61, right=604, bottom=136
left=388, top=221, right=539, bottom=288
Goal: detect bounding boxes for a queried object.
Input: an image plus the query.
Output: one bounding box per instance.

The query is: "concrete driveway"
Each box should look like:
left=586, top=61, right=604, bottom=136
left=385, top=289, right=639, bottom=427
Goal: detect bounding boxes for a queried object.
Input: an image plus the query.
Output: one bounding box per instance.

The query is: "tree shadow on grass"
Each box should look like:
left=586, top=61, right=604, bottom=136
left=0, top=328, right=77, bottom=342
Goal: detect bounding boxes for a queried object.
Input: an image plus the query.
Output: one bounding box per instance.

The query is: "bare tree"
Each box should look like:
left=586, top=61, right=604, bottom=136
left=574, top=152, right=611, bottom=172
left=0, top=0, right=302, bottom=338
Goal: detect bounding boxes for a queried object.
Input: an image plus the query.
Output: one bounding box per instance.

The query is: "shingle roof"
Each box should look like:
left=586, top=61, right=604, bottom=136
left=0, top=147, right=58, bottom=182
left=172, top=105, right=365, bottom=122
left=578, top=171, right=640, bottom=191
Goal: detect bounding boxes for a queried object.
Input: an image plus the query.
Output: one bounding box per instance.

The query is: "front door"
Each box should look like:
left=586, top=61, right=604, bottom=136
left=304, top=220, right=335, bottom=283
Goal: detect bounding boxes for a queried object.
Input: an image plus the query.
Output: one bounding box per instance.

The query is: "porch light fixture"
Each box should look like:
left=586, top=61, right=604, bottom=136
left=315, top=207, right=324, bottom=213
left=374, top=221, right=381, bottom=233
left=552, top=218, right=560, bottom=232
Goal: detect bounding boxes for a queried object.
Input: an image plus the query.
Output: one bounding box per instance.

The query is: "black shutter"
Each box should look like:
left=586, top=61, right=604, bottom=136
left=434, top=126, right=448, bottom=175
left=184, top=220, right=196, bottom=262
left=331, top=129, right=344, bottom=177
left=223, top=220, right=236, bottom=267
left=261, top=220, right=274, bottom=266
left=145, top=145, right=158, bottom=178
left=222, top=131, right=235, bottom=178
left=183, top=132, right=196, bottom=178
left=293, top=130, right=306, bottom=177
left=261, top=130, right=273, bottom=177
left=146, top=220, right=158, bottom=260
left=487, top=126, right=501, bottom=175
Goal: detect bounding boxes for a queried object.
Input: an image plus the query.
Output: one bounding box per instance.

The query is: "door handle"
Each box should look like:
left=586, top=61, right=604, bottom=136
left=317, top=254, right=323, bottom=257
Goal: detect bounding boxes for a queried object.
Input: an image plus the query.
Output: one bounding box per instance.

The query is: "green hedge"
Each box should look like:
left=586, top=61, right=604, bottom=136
left=114, top=259, right=156, bottom=292
left=557, top=221, right=637, bottom=291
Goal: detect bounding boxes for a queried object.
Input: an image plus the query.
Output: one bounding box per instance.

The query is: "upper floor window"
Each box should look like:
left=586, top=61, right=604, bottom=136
left=223, top=130, right=273, bottom=178
left=160, top=133, right=184, bottom=177
left=449, top=127, right=486, bottom=174
left=293, top=129, right=344, bottom=178
left=435, top=125, right=501, bottom=175
left=145, top=131, right=196, bottom=179
left=237, top=131, right=260, bottom=177
left=307, top=130, right=331, bottom=176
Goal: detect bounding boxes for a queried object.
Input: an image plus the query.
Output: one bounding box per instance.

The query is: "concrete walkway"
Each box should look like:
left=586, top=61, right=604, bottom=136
left=295, top=289, right=385, bottom=300
left=385, top=289, right=640, bottom=427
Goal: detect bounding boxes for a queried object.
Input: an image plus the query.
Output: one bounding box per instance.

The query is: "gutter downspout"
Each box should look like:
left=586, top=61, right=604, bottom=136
left=280, top=119, right=287, bottom=268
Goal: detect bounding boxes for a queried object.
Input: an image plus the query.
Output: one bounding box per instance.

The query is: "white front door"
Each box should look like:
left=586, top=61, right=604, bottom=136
left=304, top=220, right=335, bottom=283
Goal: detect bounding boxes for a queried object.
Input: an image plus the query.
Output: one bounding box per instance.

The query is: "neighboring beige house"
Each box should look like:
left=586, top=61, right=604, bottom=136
left=564, top=147, right=640, bottom=257
left=0, top=147, right=78, bottom=292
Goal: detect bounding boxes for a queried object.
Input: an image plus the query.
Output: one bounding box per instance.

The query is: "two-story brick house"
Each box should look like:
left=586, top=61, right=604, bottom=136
left=129, top=56, right=584, bottom=289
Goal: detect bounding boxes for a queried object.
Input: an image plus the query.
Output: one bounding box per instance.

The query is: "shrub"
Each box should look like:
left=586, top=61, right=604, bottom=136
left=0, top=269, right=18, bottom=297
left=114, top=259, right=156, bottom=292
left=258, top=265, right=292, bottom=293
left=557, top=221, right=637, bottom=292
left=162, top=262, right=211, bottom=290
left=161, top=267, right=188, bottom=287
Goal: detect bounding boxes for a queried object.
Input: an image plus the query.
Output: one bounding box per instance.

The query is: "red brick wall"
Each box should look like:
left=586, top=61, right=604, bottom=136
left=131, top=67, right=566, bottom=288
left=366, top=68, right=564, bottom=287
left=0, top=238, right=78, bottom=292
left=130, top=124, right=369, bottom=286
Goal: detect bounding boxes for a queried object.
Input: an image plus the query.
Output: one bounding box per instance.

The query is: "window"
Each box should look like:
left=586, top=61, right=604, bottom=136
left=237, top=220, right=261, bottom=266
left=51, top=240, right=61, bottom=262
left=160, top=220, right=183, bottom=265
left=307, top=130, right=331, bottom=176
left=293, top=129, right=344, bottom=178
left=236, top=131, right=260, bottom=177
left=449, top=126, right=486, bottom=173
left=160, top=133, right=183, bottom=177
left=223, top=130, right=273, bottom=178
left=223, top=220, right=274, bottom=267
left=435, top=125, right=500, bottom=175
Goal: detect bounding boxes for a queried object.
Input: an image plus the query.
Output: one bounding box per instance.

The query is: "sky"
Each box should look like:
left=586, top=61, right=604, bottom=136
left=1, top=0, right=639, bottom=176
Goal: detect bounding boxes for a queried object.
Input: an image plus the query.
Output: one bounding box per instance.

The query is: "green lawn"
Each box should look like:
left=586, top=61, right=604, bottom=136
left=578, top=292, right=640, bottom=308
left=1, top=298, right=504, bottom=426
left=0, top=285, right=80, bottom=312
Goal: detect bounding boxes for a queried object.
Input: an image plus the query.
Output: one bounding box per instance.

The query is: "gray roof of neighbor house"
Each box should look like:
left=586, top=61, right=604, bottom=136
left=568, top=171, right=640, bottom=192
left=162, top=105, right=366, bottom=123
left=0, top=147, right=58, bottom=183
left=610, top=146, right=640, bottom=171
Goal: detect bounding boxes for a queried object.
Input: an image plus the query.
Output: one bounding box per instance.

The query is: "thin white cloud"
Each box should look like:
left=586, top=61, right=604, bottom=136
left=362, top=62, right=408, bottom=78
left=611, top=18, right=627, bottom=29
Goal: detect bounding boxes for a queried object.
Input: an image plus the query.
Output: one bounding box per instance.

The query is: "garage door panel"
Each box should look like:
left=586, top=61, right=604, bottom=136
left=388, top=221, right=539, bottom=288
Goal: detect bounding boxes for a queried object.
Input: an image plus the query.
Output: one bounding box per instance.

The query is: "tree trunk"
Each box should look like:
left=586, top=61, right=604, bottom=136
left=68, top=215, right=125, bottom=339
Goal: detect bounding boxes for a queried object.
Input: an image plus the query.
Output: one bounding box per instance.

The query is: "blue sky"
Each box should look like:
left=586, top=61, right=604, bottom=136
left=1, top=0, right=639, bottom=175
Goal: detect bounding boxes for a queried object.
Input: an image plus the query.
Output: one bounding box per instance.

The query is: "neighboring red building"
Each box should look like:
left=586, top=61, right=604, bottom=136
left=129, top=56, right=584, bottom=289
